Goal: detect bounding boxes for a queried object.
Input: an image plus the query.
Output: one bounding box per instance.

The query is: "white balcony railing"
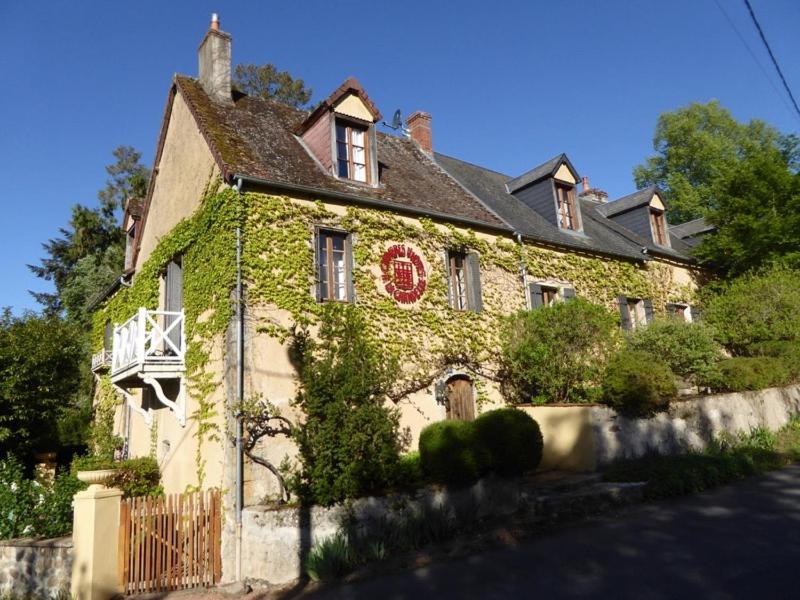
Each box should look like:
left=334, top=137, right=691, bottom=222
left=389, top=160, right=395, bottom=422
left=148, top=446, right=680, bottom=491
left=111, top=308, right=185, bottom=376
left=91, top=350, right=112, bottom=371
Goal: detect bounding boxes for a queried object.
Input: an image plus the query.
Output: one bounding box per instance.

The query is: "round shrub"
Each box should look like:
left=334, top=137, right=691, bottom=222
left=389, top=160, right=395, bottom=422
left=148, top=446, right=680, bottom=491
left=602, top=349, right=677, bottom=417
left=418, top=420, right=487, bottom=485
left=744, top=341, right=800, bottom=383
left=474, top=408, right=543, bottom=476
left=703, top=357, right=790, bottom=392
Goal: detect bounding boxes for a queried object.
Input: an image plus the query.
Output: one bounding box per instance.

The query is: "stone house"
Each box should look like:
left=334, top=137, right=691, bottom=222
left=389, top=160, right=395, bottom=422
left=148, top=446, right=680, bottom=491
left=88, top=14, right=703, bottom=572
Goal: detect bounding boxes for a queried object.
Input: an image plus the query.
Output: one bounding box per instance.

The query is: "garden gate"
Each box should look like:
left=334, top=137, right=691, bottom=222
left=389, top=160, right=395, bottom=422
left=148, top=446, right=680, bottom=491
left=118, top=489, right=221, bottom=594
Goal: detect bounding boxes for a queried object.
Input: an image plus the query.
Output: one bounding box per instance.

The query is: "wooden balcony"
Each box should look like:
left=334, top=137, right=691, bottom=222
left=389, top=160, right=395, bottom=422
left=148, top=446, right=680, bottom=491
left=91, top=350, right=112, bottom=372
left=111, top=308, right=185, bottom=384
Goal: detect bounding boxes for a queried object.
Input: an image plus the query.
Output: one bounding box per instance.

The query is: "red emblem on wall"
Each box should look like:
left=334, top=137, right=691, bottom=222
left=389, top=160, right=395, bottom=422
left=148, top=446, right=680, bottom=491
left=380, top=245, right=427, bottom=304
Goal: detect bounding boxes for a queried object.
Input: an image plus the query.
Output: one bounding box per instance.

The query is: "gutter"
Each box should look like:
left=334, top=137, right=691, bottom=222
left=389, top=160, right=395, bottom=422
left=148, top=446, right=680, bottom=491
left=232, top=174, right=512, bottom=235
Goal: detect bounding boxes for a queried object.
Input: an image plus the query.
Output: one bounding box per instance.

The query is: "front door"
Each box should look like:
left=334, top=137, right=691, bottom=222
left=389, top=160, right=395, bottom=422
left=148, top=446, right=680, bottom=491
left=446, top=377, right=475, bottom=421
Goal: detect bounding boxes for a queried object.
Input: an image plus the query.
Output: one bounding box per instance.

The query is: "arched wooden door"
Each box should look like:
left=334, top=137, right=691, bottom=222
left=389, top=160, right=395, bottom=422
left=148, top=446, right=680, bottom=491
left=446, top=376, right=475, bottom=421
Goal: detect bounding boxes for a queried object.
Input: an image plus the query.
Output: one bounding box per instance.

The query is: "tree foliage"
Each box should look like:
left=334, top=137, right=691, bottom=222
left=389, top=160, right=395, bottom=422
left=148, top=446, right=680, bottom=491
left=233, top=63, right=312, bottom=108
left=0, top=311, right=84, bottom=461
left=29, top=146, right=149, bottom=324
left=289, top=304, right=403, bottom=505
left=499, top=299, right=620, bottom=404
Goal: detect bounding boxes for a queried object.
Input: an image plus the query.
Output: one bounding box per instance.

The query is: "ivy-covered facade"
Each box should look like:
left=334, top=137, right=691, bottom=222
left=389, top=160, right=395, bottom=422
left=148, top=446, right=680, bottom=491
left=89, top=19, right=703, bottom=518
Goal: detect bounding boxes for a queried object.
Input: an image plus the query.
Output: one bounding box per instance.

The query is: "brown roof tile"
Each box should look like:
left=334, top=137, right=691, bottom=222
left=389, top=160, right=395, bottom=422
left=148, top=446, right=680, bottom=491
left=175, top=75, right=506, bottom=229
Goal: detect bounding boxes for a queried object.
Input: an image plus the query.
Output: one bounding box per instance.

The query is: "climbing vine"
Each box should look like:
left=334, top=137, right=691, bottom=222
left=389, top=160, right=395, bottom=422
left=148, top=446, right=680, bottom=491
left=91, top=184, right=699, bottom=487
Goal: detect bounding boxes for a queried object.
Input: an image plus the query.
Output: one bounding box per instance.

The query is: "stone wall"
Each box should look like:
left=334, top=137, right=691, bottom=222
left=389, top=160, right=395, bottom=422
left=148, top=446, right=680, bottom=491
left=0, top=537, right=72, bottom=599
left=591, top=384, right=800, bottom=466
left=239, top=477, right=522, bottom=586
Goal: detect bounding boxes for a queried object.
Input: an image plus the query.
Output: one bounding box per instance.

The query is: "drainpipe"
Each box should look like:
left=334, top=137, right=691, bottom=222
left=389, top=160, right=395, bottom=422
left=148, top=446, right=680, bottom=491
left=234, top=176, right=245, bottom=582
left=515, top=232, right=529, bottom=306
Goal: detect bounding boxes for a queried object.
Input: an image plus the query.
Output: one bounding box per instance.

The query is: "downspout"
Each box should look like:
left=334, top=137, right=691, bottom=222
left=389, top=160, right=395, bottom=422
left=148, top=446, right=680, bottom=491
left=234, top=176, right=245, bottom=582
left=515, top=232, right=528, bottom=301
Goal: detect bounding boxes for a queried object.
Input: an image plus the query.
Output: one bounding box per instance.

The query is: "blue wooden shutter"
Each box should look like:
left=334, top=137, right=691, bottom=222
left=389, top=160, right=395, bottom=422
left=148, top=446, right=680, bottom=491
left=643, top=299, right=655, bottom=324
left=562, top=287, right=576, bottom=302
left=529, top=283, right=544, bottom=308
left=442, top=251, right=453, bottom=308
left=618, top=296, right=632, bottom=331
left=345, top=233, right=355, bottom=303
left=466, top=252, right=482, bottom=313
left=690, top=305, right=702, bottom=322
left=314, top=229, right=323, bottom=302
left=165, top=258, right=183, bottom=352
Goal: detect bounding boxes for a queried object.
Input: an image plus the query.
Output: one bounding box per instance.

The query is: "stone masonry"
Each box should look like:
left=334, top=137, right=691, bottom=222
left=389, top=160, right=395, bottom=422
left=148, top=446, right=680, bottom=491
left=0, top=537, right=72, bottom=599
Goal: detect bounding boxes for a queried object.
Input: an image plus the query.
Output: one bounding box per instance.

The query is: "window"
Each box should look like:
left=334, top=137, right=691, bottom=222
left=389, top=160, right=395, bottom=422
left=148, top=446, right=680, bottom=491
left=618, top=296, right=654, bottom=330
left=650, top=209, right=668, bottom=246
left=529, top=283, right=576, bottom=308
left=444, top=250, right=482, bottom=312
left=666, top=303, right=698, bottom=322
left=316, top=229, right=352, bottom=302
left=555, top=183, right=579, bottom=231
left=335, top=120, right=369, bottom=183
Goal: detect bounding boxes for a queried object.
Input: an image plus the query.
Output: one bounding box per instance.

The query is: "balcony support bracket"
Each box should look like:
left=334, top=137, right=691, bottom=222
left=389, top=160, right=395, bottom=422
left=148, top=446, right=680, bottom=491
left=142, top=375, right=186, bottom=427
left=113, top=384, right=153, bottom=428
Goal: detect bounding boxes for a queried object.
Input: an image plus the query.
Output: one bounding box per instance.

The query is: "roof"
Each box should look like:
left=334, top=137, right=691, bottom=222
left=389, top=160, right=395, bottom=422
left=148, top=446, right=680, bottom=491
left=505, top=154, right=579, bottom=194
left=298, top=77, right=382, bottom=134
left=174, top=75, right=505, bottom=229
left=597, top=186, right=663, bottom=217
left=435, top=152, right=695, bottom=264
left=670, top=217, right=714, bottom=239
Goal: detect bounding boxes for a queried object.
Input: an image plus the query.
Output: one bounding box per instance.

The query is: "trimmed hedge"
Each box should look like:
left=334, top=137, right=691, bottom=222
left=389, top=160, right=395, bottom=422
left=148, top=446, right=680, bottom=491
left=474, top=409, right=543, bottom=476
left=418, top=421, right=488, bottom=484
left=703, top=357, right=790, bottom=392
left=601, top=349, right=677, bottom=417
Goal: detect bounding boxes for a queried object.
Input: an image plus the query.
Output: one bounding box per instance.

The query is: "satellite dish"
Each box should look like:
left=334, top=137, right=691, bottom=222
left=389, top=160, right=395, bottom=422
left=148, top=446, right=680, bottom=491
left=391, top=109, right=403, bottom=129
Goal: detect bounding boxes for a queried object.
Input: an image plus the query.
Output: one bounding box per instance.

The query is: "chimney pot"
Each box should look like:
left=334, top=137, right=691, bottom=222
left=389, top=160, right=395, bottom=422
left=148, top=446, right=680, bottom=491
left=210, top=13, right=220, bottom=31
left=406, top=111, right=433, bottom=154
left=582, top=176, right=590, bottom=192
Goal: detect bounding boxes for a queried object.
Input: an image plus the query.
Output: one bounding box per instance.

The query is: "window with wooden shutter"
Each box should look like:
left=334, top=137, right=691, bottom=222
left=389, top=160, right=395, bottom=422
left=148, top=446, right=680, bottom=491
left=164, top=258, right=183, bottom=353
left=618, top=296, right=651, bottom=330
left=529, top=283, right=575, bottom=309
left=315, top=228, right=353, bottom=302
left=650, top=209, right=668, bottom=246
left=445, top=250, right=482, bottom=312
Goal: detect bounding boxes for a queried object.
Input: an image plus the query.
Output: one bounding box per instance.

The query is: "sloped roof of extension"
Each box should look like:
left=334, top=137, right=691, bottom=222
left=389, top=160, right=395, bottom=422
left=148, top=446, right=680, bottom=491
left=144, top=75, right=695, bottom=266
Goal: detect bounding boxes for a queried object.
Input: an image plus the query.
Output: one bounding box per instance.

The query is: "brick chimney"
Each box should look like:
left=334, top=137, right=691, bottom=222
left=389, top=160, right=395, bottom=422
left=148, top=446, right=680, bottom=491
left=198, top=13, right=232, bottom=104
left=578, top=175, right=608, bottom=203
left=407, top=111, right=432, bottom=154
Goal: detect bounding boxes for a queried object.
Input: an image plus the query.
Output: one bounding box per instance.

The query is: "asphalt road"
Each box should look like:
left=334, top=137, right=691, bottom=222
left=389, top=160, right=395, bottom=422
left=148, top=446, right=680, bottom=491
left=304, top=465, right=800, bottom=599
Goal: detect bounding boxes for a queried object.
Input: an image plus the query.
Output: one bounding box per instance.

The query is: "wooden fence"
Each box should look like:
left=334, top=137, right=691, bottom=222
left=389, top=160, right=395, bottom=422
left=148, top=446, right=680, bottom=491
left=118, top=489, right=222, bottom=594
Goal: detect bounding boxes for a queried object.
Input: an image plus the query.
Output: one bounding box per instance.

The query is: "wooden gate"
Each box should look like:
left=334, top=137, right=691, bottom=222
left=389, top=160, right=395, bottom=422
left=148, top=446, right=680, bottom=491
left=118, top=490, right=222, bottom=594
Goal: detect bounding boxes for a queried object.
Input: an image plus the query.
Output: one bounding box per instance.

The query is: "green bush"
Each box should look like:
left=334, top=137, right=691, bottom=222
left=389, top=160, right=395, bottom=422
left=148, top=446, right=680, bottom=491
left=626, top=318, right=723, bottom=385
left=0, top=457, right=85, bottom=540
left=474, top=409, right=543, bottom=476
left=109, top=457, right=163, bottom=498
left=289, top=305, right=403, bottom=506
left=305, top=532, right=357, bottom=582
left=418, top=420, right=488, bottom=485
left=70, top=454, right=115, bottom=473
left=601, top=349, right=677, bottom=417
left=703, top=357, right=790, bottom=392
left=394, top=451, right=424, bottom=490
left=704, top=265, right=800, bottom=355
left=500, top=298, right=619, bottom=404
left=744, top=341, right=800, bottom=382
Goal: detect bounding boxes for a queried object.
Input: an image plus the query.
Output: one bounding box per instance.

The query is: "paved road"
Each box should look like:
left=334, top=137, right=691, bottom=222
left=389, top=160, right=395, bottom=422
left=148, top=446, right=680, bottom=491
left=304, top=465, right=800, bottom=599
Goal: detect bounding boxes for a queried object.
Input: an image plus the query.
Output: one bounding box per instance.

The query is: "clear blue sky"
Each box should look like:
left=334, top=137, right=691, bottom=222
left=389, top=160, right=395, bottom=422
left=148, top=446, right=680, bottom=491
left=2, top=0, right=798, bottom=313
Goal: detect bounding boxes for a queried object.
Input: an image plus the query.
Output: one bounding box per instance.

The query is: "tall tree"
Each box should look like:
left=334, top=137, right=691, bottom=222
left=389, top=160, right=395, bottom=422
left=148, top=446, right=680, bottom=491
left=0, top=310, right=84, bottom=462
left=233, top=63, right=312, bottom=108
left=633, top=101, right=799, bottom=224
left=29, top=146, right=149, bottom=323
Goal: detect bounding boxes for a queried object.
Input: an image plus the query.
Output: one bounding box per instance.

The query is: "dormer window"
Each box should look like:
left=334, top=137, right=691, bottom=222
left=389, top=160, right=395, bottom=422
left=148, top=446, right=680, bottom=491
left=335, top=120, right=369, bottom=183
left=650, top=208, right=668, bottom=246
left=555, top=183, right=579, bottom=231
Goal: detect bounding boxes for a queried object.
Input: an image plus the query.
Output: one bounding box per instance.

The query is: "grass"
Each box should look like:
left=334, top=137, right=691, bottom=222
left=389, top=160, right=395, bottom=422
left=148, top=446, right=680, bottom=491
left=603, top=419, right=800, bottom=500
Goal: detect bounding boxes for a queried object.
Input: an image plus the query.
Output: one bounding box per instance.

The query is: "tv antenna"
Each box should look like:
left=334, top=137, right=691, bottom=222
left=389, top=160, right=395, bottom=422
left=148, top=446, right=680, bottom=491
left=382, top=109, right=409, bottom=136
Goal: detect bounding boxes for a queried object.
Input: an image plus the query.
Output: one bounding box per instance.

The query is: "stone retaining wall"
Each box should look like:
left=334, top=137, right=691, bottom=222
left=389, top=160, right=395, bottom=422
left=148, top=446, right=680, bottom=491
left=0, top=537, right=72, bottom=599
